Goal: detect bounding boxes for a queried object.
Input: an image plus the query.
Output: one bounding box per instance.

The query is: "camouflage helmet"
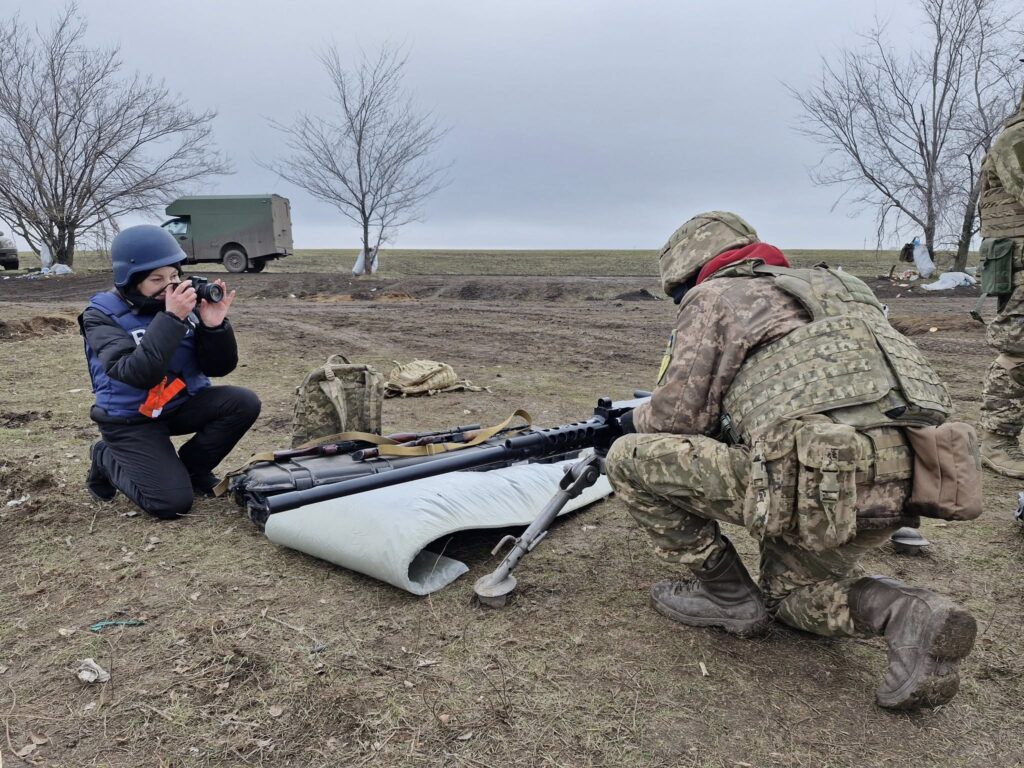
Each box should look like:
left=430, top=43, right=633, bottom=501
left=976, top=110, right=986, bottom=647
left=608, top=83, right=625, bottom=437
left=658, top=211, right=759, bottom=296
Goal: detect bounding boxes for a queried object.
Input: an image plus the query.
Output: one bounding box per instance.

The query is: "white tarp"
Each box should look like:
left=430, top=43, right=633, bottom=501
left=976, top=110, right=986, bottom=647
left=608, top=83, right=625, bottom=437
left=264, top=455, right=612, bottom=595
left=920, top=271, right=977, bottom=291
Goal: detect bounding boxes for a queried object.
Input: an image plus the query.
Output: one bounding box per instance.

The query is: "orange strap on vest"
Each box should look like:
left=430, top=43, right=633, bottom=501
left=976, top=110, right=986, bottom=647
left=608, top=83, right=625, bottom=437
left=139, top=376, right=186, bottom=418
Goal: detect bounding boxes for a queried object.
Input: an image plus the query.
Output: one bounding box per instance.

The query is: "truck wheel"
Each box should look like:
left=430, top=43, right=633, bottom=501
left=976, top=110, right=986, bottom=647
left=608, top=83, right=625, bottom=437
left=222, top=248, right=248, bottom=273
left=246, top=259, right=267, bottom=273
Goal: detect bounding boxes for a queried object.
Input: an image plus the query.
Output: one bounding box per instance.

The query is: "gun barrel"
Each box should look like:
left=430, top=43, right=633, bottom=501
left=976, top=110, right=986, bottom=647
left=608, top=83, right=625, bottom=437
left=266, top=442, right=515, bottom=513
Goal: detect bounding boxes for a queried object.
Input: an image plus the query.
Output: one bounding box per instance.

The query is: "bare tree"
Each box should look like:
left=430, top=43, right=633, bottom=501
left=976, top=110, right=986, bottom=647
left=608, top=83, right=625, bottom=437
left=0, top=5, right=229, bottom=267
left=789, top=0, right=1022, bottom=270
left=265, top=44, right=449, bottom=274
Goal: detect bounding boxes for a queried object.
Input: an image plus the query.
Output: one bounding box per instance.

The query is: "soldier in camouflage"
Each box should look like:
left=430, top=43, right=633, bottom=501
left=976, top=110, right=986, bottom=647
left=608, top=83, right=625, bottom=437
left=978, top=86, right=1024, bottom=477
left=605, top=212, right=977, bottom=710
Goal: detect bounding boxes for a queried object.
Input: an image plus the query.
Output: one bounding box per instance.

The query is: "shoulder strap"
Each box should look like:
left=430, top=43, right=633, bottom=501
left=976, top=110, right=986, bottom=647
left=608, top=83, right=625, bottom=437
left=89, top=290, right=131, bottom=318
left=374, top=410, right=532, bottom=456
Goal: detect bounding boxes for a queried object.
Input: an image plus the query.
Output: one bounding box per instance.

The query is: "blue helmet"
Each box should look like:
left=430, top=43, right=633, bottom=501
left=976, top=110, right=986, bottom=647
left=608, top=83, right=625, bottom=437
left=111, top=225, right=186, bottom=287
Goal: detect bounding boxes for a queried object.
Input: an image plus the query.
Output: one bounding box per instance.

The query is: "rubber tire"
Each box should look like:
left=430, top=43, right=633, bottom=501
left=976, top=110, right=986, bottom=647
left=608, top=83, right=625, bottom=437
left=223, top=248, right=248, bottom=273
left=246, top=259, right=267, bottom=273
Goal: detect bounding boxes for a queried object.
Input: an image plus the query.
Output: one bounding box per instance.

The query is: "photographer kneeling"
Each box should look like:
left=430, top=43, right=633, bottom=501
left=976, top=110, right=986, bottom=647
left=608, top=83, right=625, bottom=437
left=79, top=225, right=261, bottom=519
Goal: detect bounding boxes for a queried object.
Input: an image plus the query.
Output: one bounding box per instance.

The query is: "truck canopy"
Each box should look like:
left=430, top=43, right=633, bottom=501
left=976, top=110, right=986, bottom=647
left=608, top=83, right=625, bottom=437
left=165, top=195, right=284, bottom=217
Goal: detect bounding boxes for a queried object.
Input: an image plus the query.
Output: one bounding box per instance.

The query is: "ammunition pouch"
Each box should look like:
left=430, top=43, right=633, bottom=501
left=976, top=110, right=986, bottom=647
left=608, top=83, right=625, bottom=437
left=743, top=418, right=909, bottom=551
left=973, top=238, right=1016, bottom=321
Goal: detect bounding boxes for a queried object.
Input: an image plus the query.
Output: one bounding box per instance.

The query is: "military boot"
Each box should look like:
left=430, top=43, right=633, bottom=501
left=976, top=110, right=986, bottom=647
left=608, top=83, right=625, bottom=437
left=980, top=429, right=1024, bottom=479
left=85, top=441, right=116, bottom=502
left=848, top=577, right=977, bottom=710
left=650, top=536, right=770, bottom=637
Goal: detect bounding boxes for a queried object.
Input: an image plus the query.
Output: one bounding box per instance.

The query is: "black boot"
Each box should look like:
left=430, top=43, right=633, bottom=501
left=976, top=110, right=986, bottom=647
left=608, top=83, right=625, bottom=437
left=189, top=471, right=220, bottom=498
left=849, top=577, right=977, bottom=710
left=650, top=536, right=770, bottom=637
left=86, top=441, right=116, bottom=502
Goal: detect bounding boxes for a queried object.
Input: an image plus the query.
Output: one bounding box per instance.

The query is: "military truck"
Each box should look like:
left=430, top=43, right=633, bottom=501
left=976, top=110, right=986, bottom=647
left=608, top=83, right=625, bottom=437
left=161, top=195, right=293, bottom=273
left=0, top=231, right=18, bottom=270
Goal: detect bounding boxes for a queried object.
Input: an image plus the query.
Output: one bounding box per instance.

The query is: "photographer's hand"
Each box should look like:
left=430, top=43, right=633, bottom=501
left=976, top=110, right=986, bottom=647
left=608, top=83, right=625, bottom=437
left=165, top=280, right=197, bottom=321
left=198, top=279, right=236, bottom=327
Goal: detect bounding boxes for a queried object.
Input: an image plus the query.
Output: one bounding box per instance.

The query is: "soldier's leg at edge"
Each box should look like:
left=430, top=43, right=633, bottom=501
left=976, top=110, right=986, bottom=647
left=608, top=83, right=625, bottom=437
left=982, top=263, right=1024, bottom=477
left=980, top=353, right=1024, bottom=477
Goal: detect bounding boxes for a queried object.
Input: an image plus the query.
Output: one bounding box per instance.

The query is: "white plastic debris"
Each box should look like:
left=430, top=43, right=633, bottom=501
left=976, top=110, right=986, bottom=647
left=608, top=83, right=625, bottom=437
left=75, top=658, right=110, bottom=684
left=5, top=494, right=29, bottom=507
left=920, top=271, right=977, bottom=291
left=913, top=241, right=935, bottom=278
left=351, top=246, right=379, bottom=275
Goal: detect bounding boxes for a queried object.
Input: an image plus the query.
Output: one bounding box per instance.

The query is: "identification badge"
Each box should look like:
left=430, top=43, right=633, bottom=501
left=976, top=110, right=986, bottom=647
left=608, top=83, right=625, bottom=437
left=656, top=330, right=676, bottom=385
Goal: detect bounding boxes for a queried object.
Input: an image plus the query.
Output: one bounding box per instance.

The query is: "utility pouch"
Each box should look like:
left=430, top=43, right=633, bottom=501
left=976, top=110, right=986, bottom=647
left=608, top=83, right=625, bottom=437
left=742, top=420, right=799, bottom=542
left=291, top=354, right=385, bottom=448
left=904, top=422, right=983, bottom=521
left=792, top=421, right=867, bottom=552
left=973, top=238, right=1015, bottom=321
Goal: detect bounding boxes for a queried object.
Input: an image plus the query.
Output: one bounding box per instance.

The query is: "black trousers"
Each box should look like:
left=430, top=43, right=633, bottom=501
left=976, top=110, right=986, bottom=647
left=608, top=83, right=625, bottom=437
left=93, top=385, right=261, bottom=519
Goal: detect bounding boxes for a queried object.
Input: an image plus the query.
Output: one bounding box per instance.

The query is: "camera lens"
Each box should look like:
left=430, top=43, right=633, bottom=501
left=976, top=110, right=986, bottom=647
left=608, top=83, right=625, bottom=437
left=187, top=277, right=223, bottom=303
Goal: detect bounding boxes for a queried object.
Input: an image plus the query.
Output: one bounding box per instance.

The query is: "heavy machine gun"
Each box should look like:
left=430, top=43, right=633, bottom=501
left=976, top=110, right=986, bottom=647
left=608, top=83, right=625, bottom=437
left=229, top=393, right=651, bottom=602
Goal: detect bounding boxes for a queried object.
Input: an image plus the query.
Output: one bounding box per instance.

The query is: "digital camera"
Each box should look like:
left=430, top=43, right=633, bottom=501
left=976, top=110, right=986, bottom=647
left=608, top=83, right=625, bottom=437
left=186, top=276, right=223, bottom=303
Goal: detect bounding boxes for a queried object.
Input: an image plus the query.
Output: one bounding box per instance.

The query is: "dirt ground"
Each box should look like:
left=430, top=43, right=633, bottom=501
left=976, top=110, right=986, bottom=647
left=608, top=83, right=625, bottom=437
left=0, top=268, right=1021, bottom=768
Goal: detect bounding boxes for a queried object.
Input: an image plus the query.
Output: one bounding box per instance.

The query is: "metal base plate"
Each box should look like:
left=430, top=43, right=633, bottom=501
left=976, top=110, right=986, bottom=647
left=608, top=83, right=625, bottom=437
left=474, top=573, right=517, bottom=609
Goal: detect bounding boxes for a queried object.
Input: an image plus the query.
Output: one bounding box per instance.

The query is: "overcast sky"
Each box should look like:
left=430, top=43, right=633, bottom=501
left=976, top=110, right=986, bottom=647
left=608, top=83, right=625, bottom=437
left=13, top=0, right=928, bottom=251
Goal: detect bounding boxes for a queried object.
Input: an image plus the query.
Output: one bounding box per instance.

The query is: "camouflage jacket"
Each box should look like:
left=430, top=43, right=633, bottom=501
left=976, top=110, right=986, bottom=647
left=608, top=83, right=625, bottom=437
left=632, top=275, right=807, bottom=435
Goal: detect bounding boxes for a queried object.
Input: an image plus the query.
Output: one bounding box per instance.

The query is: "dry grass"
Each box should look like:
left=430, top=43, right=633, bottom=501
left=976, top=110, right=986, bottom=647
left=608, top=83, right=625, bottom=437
left=0, top=261, right=1018, bottom=767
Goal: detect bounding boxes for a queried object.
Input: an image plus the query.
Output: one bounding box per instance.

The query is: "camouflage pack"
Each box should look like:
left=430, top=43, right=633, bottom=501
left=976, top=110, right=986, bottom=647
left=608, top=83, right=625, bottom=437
left=385, top=359, right=485, bottom=397
left=291, top=354, right=384, bottom=448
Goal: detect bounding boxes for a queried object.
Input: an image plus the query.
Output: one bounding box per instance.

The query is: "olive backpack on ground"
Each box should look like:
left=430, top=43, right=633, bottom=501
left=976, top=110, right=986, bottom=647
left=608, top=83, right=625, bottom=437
left=291, top=354, right=385, bottom=448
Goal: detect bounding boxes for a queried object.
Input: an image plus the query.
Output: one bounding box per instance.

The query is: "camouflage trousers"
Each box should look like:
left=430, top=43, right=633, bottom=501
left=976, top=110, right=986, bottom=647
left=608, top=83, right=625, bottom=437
left=605, top=433, right=903, bottom=638
left=981, top=237, right=1024, bottom=436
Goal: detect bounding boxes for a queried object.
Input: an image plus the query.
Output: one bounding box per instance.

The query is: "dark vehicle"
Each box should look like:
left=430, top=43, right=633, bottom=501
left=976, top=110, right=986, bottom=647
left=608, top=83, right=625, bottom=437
left=0, top=231, right=18, bottom=270
left=161, top=195, right=293, bottom=273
